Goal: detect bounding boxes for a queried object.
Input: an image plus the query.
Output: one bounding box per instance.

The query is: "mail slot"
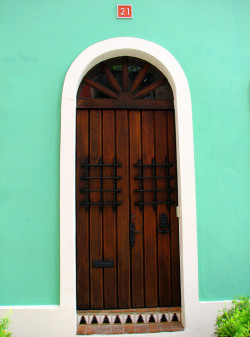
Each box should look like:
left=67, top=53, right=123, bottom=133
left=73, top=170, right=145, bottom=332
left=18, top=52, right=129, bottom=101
left=92, top=260, right=114, bottom=268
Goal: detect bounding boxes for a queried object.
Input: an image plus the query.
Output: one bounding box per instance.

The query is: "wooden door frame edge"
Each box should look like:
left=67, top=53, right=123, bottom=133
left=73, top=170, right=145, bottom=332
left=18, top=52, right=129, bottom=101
left=60, top=37, right=198, bottom=336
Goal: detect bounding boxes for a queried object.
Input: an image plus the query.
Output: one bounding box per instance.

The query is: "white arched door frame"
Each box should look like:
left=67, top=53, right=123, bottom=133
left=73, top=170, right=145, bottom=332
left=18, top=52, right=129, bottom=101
left=60, top=37, right=199, bottom=335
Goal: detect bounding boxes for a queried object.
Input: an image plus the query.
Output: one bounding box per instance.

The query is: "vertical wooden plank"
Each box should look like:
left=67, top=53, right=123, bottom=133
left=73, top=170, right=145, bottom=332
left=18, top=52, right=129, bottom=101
left=155, top=110, right=172, bottom=306
left=168, top=110, right=181, bottom=306
left=89, top=109, right=103, bottom=309
left=129, top=110, right=144, bottom=307
left=141, top=110, right=158, bottom=307
left=116, top=110, right=131, bottom=308
left=76, top=109, right=89, bottom=309
left=102, top=110, right=117, bottom=308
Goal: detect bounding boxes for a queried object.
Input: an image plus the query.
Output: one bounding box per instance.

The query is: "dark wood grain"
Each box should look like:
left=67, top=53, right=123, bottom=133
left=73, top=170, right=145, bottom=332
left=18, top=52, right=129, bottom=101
left=116, top=110, right=131, bottom=308
left=133, top=79, right=167, bottom=99
left=130, top=62, right=150, bottom=93
left=155, top=110, right=172, bottom=306
left=77, top=99, right=174, bottom=110
left=76, top=109, right=89, bottom=309
left=129, top=110, right=144, bottom=307
left=83, top=78, right=118, bottom=99
left=141, top=110, right=158, bottom=307
left=102, top=110, right=117, bottom=308
left=100, top=62, right=122, bottom=94
left=89, top=109, right=103, bottom=309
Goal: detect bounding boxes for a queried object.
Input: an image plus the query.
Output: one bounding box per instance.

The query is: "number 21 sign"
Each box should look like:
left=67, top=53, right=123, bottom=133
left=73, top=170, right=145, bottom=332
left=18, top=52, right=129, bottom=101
left=117, top=5, right=133, bottom=18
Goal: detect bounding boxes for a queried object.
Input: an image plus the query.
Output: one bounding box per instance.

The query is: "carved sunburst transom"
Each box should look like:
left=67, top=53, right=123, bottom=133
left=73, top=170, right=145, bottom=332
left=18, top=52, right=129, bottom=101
left=77, top=57, right=174, bottom=109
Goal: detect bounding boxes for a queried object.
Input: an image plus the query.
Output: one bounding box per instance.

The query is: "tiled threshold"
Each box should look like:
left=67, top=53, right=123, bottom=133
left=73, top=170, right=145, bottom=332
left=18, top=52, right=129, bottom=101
left=77, top=307, right=183, bottom=335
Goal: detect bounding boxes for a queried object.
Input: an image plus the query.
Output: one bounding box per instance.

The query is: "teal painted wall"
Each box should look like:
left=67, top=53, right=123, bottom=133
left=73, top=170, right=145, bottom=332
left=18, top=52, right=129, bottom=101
left=0, top=0, right=249, bottom=305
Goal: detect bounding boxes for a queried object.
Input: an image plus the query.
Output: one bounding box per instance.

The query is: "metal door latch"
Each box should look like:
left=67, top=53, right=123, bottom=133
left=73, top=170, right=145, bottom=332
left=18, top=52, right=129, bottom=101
left=159, top=213, right=170, bottom=233
left=129, top=222, right=141, bottom=247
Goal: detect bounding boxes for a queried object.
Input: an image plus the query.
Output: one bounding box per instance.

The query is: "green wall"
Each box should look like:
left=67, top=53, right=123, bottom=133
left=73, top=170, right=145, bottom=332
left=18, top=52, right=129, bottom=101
left=0, top=0, right=249, bottom=305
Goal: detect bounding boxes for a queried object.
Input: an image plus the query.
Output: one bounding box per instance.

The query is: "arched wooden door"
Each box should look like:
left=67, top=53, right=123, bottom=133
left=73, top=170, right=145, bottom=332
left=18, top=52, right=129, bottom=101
left=76, top=57, right=180, bottom=310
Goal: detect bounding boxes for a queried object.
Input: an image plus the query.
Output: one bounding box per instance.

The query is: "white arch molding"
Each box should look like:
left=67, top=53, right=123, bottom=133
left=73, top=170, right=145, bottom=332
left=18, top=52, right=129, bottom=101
left=60, top=37, right=198, bottom=336
left=59, top=37, right=227, bottom=337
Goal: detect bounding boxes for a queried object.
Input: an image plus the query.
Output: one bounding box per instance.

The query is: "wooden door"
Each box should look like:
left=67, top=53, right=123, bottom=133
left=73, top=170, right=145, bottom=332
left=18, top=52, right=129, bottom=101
left=76, top=57, right=181, bottom=310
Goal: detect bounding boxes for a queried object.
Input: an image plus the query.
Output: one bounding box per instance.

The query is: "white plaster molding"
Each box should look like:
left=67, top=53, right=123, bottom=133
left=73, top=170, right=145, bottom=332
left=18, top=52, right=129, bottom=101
left=0, top=37, right=229, bottom=337
left=61, top=36, right=198, bottom=335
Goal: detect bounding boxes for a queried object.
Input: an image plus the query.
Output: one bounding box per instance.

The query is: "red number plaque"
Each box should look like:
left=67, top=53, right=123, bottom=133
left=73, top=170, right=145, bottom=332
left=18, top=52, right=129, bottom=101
left=117, top=5, right=133, bottom=18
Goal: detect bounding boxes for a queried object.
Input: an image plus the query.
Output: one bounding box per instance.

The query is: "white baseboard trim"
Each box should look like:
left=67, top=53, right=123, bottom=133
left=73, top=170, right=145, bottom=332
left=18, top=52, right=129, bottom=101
left=0, top=300, right=231, bottom=337
left=0, top=305, right=60, bottom=310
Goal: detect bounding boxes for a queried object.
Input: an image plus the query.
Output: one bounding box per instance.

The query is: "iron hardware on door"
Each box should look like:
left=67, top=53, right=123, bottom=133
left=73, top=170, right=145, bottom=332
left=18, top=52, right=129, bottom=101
left=159, top=213, right=170, bottom=233
left=129, top=222, right=141, bottom=247
left=133, top=158, right=174, bottom=210
left=92, top=260, right=114, bottom=268
left=80, top=158, right=122, bottom=210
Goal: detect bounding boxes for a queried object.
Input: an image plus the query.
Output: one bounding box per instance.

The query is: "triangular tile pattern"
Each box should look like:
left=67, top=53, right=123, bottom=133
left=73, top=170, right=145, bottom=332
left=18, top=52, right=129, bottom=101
left=148, top=314, right=156, bottom=323
left=102, top=315, right=110, bottom=324
left=136, top=314, right=145, bottom=323
left=125, top=315, right=133, bottom=324
left=114, top=315, right=122, bottom=324
left=160, top=313, right=168, bottom=322
left=91, top=316, right=99, bottom=324
left=79, top=316, right=87, bottom=324
left=77, top=309, right=181, bottom=326
left=172, top=313, right=178, bottom=321
left=170, top=312, right=180, bottom=322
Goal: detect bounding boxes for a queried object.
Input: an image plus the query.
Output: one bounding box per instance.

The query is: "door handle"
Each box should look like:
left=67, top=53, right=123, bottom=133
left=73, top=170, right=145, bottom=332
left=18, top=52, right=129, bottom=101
left=129, top=222, right=141, bottom=247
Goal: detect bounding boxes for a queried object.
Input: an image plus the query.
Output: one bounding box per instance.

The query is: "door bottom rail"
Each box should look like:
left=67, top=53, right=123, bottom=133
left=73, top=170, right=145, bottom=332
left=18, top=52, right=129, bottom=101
left=77, top=307, right=183, bottom=335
